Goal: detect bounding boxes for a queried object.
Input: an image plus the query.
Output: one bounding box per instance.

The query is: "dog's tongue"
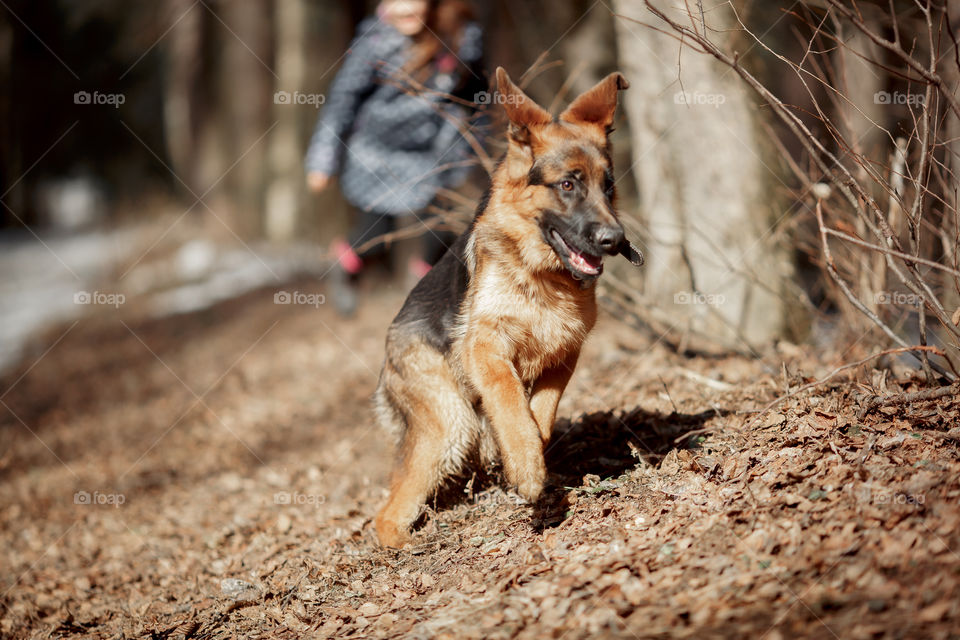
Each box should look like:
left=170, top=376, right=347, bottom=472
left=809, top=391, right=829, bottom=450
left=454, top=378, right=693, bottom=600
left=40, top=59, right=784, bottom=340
left=569, top=248, right=602, bottom=275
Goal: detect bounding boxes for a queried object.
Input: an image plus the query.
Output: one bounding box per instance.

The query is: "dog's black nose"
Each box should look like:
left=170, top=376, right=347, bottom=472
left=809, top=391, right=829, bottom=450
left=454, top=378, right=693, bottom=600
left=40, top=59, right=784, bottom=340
left=594, top=225, right=625, bottom=254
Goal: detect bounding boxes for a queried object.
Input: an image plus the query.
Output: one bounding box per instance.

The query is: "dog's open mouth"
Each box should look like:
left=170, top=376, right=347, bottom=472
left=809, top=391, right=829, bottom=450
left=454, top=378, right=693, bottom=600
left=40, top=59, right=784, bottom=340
left=550, top=229, right=604, bottom=279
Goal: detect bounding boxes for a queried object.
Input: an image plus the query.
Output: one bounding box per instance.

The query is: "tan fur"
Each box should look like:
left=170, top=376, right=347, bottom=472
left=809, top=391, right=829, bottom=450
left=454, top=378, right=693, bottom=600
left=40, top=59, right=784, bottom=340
left=374, top=68, right=628, bottom=548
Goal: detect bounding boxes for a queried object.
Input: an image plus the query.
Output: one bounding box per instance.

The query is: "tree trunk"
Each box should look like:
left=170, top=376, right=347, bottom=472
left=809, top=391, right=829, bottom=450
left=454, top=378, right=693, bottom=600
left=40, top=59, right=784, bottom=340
left=264, top=0, right=308, bottom=241
left=162, top=0, right=203, bottom=195
left=835, top=17, right=887, bottom=312
left=558, top=3, right=619, bottom=97
left=0, top=13, right=15, bottom=224
left=217, top=0, right=274, bottom=238
left=943, top=4, right=960, bottom=361
left=613, top=0, right=795, bottom=350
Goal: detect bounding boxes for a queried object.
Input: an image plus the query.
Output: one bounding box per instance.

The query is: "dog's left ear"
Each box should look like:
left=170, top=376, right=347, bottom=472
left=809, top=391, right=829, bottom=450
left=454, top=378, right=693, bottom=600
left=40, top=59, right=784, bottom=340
left=496, top=67, right=553, bottom=146
left=560, top=72, right=629, bottom=132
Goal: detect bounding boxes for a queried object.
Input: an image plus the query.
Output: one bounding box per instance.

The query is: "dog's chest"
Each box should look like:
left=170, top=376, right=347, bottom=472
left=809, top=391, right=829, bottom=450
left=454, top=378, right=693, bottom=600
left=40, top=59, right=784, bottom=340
left=470, top=270, right=596, bottom=381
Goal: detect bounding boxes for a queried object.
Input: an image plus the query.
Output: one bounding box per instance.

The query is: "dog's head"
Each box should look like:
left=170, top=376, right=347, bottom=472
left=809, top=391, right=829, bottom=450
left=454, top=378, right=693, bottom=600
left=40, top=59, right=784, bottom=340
left=491, top=67, right=642, bottom=284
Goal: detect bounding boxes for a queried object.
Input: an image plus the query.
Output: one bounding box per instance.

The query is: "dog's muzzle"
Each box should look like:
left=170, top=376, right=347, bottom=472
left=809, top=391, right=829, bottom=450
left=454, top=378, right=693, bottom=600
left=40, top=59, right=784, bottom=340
left=592, top=224, right=625, bottom=256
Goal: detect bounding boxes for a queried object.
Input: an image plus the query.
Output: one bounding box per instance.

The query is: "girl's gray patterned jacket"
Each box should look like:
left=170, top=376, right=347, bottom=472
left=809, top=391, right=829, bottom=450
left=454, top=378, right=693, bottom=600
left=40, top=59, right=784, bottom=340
left=305, top=17, right=484, bottom=215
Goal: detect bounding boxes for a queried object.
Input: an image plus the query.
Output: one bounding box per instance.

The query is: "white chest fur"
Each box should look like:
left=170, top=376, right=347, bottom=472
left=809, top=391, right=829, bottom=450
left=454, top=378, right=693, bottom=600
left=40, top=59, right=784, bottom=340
left=464, top=268, right=595, bottom=383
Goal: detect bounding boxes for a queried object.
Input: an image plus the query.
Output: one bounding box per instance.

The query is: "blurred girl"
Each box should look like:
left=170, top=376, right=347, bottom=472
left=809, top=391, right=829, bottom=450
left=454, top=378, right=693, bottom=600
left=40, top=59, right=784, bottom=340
left=306, top=0, right=484, bottom=315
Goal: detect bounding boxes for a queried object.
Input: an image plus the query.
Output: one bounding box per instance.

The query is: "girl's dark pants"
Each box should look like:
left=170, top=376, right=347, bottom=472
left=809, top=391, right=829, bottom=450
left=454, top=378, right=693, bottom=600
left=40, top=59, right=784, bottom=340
left=347, top=209, right=452, bottom=267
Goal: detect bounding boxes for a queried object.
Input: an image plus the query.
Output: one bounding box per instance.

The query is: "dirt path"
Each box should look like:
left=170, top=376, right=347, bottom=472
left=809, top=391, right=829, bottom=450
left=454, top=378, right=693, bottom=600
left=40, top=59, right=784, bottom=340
left=1, top=278, right=959, bottom=639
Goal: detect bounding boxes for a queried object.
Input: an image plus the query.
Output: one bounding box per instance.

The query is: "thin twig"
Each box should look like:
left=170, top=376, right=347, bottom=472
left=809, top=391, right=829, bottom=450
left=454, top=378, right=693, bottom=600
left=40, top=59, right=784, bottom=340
left=857, top=380, right=960, bottom=419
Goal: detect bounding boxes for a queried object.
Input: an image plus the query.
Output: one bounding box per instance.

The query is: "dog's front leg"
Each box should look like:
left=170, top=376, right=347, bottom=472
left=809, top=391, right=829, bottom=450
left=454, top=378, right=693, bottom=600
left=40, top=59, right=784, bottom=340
left=464, top=325, right=546, bottom=502
left=529, top=350, right=579, bottom=445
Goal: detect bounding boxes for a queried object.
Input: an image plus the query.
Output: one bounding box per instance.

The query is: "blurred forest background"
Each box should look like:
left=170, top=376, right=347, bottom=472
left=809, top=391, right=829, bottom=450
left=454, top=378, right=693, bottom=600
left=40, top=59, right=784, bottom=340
left=1, top=0, right=625, bottom=236
left=1, top=0, right=958, bottom=374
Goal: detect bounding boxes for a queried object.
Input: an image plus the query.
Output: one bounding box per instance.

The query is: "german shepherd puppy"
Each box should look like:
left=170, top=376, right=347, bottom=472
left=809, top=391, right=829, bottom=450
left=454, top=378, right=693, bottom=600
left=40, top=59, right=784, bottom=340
left=374, top=67, right=641, bottom=548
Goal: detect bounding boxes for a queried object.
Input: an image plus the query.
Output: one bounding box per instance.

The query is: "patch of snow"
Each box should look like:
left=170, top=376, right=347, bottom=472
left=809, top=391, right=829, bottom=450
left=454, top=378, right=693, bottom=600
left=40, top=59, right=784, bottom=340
left=0, top=225, right=329, bottom=375
left=0, top=228, right=138, bottom=372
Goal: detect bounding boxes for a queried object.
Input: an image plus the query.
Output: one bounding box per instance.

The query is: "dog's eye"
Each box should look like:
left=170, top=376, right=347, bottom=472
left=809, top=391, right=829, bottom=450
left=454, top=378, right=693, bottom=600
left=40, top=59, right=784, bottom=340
left=560, top=180, right=574, bottom=192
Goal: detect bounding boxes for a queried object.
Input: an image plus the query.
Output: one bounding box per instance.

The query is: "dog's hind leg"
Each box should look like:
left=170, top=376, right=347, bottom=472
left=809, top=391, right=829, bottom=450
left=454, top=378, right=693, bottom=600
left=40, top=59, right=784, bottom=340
left=374, top=344, right=478, bottom=548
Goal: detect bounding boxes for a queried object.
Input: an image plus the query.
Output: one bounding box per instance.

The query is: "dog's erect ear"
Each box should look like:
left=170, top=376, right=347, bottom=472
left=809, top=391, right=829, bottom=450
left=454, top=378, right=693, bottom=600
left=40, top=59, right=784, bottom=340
left=560, top=72, right=629, bottom=131
left=496, top=67, right=552, bottom=145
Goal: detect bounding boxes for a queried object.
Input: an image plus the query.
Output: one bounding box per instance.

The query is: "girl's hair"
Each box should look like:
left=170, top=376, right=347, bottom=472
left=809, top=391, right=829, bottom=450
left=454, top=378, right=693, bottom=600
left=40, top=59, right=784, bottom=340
left=404, top=0, right=476, bottom=82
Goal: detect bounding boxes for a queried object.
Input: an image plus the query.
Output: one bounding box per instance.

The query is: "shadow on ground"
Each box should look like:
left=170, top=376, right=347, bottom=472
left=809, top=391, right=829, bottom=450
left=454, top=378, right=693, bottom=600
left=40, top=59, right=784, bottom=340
left=425, top=405, right=723, bottom=531
left=532, top=405, right=723, bottom=530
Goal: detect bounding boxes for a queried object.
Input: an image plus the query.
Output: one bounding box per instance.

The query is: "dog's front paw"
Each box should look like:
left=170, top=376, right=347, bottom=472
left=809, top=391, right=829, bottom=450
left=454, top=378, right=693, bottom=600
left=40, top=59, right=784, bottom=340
left=375, top=514, right=412, bottom=549
left=505, top=452, right=546, bottom=502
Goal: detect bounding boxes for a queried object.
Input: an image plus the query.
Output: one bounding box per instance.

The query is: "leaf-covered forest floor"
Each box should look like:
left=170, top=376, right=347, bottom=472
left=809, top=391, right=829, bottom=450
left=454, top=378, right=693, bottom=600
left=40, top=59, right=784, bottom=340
left=2, top=268, right=959, bottom=639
